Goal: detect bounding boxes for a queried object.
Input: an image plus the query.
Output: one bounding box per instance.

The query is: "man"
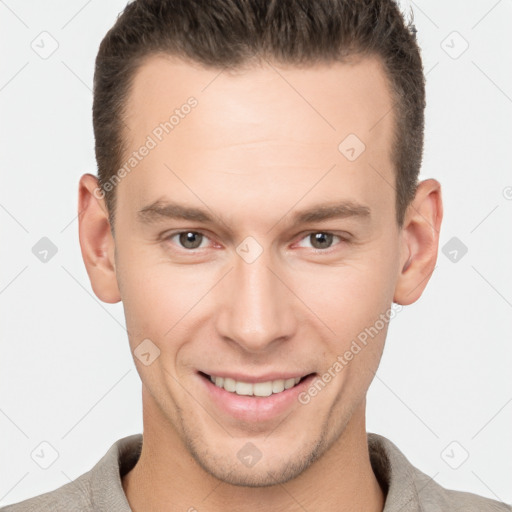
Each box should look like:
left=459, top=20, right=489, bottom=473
left=2, top=0, right=510, bottom=511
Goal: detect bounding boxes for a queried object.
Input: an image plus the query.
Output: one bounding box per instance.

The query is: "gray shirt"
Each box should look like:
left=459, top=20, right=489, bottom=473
left=1, top=433, right=510, bottom=511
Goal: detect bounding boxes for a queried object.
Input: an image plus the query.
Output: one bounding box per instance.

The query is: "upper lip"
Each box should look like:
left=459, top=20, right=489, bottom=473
left=200, top=370, right=313, bottom=383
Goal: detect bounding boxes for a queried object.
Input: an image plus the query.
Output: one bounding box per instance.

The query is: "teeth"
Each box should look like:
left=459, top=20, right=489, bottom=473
left=209, top=374, right=303, bottom=396
left=272, top=380, right=285, bottom=393
left=223, top=377, right=236, bottom=392
left=235, top=381, right=253, bottom=396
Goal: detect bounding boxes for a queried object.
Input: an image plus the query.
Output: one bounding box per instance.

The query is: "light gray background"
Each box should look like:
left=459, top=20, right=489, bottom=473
left=1, top=0, right=511, bottom=507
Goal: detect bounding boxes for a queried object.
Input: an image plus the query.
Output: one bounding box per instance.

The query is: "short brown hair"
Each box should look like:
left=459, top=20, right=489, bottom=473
left=93, top=0, right=424, bottom=230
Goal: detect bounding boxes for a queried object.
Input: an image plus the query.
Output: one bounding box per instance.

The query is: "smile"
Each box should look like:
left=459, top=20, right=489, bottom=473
left=207, top=374, right=305, bottom=397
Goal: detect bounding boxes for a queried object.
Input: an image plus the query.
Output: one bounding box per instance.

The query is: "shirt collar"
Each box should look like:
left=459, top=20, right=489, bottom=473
left=88, top=433, right=142, bottom=511
left=90, top=432, right=427, bottom=512
left=368, top=432, right=423, bottom=511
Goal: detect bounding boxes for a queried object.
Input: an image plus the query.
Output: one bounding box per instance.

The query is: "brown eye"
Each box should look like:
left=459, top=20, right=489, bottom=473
left=309, top=232, right=334, bottom=250
left=295, top=231, right=346, bottom=251
left=177, top=231, right=205, bottom=249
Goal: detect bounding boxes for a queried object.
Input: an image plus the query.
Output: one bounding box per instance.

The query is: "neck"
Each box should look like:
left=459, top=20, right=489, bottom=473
left=122, top=389, right=385, bottom=512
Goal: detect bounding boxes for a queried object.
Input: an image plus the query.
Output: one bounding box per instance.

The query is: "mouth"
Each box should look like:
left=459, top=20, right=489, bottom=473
left=197, top=370, right=318, bottom=423
left=198, top=371, right=315, bottom=397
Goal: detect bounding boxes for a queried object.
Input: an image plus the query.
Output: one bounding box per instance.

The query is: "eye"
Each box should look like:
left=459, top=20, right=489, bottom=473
left=296, top=232, right=344, bottom=250
left=163, top=230, right=347, bottom=252
left=167, top=231, right=210, bottom=250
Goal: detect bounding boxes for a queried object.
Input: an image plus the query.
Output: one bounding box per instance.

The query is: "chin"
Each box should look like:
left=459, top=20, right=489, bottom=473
left=184, top=431, right=327, bottom=487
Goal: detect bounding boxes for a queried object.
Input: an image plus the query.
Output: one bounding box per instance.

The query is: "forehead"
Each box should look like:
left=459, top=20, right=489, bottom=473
left=124, top=53, right=394, bottom=144
left=117, top=54, right=396, bottom=227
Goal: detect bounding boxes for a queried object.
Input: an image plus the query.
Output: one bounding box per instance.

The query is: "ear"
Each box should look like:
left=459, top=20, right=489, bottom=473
left=393, top=179, right=443, bottom=305
left=77, top=173, right=121, bottom=304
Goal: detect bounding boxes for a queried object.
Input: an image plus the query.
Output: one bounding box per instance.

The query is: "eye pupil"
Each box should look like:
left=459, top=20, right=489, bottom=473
left=179, top=232, right=203, bottom=249
left=310, top=232, right=333, bottom=249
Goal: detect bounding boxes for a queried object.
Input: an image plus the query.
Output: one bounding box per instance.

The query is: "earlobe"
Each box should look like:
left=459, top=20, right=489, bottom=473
left=77, top=173, right=121, bottom=304
left=393, top=179, right=443, bottom=305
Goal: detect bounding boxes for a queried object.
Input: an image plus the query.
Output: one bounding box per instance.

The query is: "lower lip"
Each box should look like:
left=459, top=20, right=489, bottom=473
left=198, top=372, right=317, bottom=423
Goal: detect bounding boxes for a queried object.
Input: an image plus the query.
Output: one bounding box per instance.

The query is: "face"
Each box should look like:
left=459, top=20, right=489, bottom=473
left=101, top=55, right=406, bottom=485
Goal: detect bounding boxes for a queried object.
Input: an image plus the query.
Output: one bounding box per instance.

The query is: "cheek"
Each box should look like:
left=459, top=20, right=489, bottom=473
left=291, top=247, right=398, bottom=345
left=303, top=263, right=395, bottom=401
left=115, top=246, right=214, bottom=345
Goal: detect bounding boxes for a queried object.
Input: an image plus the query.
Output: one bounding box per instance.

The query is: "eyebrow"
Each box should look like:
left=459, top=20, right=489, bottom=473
left=137, top=199, right=371, bottom=228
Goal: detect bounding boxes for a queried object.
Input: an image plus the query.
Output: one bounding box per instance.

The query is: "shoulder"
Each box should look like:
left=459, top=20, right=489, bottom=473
left=0, top=475, right=93, bottom=512
left=411, top=463, right=511, bottom=512
left=367, top=432, right=511, bottom=512
left=0, top=434, right=142, bottom=512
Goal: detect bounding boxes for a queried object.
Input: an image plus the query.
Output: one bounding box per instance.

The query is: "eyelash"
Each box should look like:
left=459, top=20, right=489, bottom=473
left=162, top=230, right=349, bottom=253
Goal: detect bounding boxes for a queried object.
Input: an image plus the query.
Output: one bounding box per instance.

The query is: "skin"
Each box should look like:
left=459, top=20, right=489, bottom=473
left=78, top=54, right=442, bottom=512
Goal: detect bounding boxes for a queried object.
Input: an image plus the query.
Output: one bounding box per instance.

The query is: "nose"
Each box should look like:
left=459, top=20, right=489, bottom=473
left=215, top=243, right=297, bottom=353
